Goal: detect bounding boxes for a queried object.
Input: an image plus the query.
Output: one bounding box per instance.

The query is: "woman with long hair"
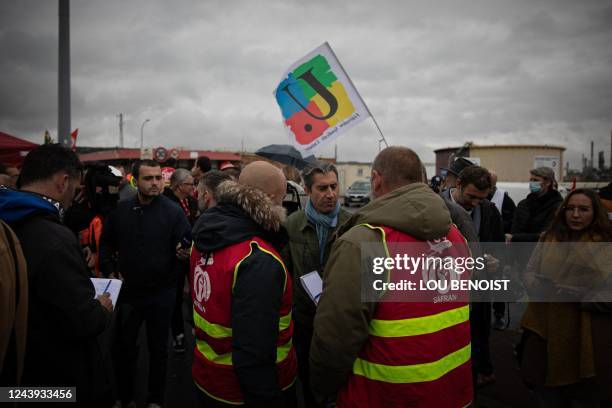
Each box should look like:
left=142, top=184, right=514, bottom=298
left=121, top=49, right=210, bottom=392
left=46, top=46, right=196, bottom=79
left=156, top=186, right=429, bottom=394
left=520, top=189, right=612, bottom=407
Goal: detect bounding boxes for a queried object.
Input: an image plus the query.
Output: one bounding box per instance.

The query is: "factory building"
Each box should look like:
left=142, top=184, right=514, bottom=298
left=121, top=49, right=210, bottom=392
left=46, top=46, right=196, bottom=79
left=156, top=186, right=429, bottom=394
left=434, top=144, right=565, bottom=182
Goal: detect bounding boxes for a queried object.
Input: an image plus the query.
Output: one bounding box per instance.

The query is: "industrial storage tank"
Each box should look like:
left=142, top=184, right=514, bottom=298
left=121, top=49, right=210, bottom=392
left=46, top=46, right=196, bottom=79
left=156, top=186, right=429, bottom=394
left=434, top=143, right=566, bottom=182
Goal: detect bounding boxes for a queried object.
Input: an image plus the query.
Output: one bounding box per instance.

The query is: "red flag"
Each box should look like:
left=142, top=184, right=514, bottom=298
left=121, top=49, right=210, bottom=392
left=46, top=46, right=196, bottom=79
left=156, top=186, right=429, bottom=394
left=70, top=128, right=79, bottom=151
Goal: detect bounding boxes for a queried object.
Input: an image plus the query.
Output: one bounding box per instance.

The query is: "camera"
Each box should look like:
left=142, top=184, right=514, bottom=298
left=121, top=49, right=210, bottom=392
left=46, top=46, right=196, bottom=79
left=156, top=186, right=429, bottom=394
left=65, top=162, right=122, bottom=234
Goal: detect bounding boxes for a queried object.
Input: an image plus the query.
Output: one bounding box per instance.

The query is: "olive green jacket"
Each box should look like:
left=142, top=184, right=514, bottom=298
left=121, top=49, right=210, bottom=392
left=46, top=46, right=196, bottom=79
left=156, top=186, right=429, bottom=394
left=309, top=183, right=452, bottom=396
left=283, top=207, right=351, bottom=330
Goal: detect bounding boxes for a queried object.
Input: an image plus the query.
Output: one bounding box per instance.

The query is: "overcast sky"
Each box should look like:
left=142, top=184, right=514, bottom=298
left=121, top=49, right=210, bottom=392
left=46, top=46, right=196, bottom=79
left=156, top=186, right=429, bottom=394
left=1, top=0, right=611, bottom=167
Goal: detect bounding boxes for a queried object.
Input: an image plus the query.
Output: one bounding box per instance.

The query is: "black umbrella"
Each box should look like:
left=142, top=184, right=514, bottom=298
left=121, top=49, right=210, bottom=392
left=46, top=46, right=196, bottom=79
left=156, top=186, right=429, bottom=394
left=255, top=144, right=317, bottom=170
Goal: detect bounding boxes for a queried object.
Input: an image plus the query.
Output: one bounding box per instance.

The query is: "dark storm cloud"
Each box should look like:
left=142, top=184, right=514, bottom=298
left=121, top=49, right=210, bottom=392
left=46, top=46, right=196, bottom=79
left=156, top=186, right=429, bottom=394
left=1, top=0, right=611, bottom=167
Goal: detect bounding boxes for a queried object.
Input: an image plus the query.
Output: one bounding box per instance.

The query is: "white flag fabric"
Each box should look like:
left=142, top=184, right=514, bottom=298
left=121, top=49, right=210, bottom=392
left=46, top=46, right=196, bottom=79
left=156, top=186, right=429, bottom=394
left=274, top=42, right=371, bottom=154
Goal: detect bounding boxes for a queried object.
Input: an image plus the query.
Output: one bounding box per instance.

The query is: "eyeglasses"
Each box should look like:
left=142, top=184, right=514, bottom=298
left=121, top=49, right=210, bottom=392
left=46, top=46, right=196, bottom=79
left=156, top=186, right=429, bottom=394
left=564, top=206, right=591, bottom=214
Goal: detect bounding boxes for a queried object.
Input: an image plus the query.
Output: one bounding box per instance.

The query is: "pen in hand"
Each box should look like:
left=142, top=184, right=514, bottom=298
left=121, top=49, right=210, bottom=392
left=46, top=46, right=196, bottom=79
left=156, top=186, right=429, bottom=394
left=103, top=279, right=112, bottom=295
left=97, top=280, right=114, bottom=312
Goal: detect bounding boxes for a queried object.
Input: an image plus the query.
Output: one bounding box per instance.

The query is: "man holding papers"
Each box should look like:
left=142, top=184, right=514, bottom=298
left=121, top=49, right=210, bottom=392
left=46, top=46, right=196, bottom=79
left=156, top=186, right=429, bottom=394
left=0, top=144, right=114, bottom=407
left=283, top=161, right=349, bottom=407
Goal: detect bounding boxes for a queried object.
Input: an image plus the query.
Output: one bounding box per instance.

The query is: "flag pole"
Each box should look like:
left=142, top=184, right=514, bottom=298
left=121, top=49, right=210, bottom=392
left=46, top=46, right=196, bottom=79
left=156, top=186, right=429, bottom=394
left=324, top=42, right=389, bottom=148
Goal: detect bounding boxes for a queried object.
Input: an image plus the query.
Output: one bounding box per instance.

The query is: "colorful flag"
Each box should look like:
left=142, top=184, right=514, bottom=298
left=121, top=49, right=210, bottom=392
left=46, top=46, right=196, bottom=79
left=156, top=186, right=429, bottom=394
left=274, top=42, right=371, bottom=154
left=70, top=128, right=79, bottom=151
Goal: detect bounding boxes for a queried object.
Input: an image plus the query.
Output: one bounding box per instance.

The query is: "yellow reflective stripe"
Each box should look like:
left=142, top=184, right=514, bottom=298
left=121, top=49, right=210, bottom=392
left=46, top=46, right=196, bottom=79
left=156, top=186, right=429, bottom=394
left=353, top=343, right=471, bottom=384
left=196, top=339, right=232, bottom=365
left=354, top=223, right=392, bottom=293
left=193, top=310, right=232, bottom=338
left=194, top=380, right=244, bottom=405
left=369, top=305, right=470, bottom=337
left=232, top=244, right=255, bottom=291
left=194, top=309, right=291, bottom=339
left=232, top=241, right=288, bottom=292
left=197, top=338, right=294, bottom=366
left=194, top=372, right=297, bottom=406
left=196, top=239, right=291, bottom=342
left=283, top=376, right=297, bottom=391
left=252, top=241, right=289, bottom=292
left=279, top=312, right=292, bottom=331
left=277, top=339, right=293, bottom=362
left=355, top=223, right=392, bottom=259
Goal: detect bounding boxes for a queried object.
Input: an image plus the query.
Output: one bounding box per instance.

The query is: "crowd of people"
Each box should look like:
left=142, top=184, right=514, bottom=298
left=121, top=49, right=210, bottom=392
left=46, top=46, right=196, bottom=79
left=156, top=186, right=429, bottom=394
left=1, top=143, right=611, bottom=408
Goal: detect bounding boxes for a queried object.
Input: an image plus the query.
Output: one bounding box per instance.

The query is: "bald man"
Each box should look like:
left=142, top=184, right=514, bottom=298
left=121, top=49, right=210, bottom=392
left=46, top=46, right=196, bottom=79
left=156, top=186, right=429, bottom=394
left=238, top=160, right=287, bottom=204
left=190, top=161, right=297, bottom=408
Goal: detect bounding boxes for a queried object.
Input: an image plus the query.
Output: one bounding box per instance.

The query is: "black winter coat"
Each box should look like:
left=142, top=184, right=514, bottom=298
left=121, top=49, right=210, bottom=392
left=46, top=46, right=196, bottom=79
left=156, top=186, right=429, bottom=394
left=511, top=190, right=563, bottom=242
left=12, top=211, right=112, bottom=407
left=478, top=200, right=506, bottom=243
left=163, top=187, right=199, bottom=225
left=100, top=194, right=190, bottom=295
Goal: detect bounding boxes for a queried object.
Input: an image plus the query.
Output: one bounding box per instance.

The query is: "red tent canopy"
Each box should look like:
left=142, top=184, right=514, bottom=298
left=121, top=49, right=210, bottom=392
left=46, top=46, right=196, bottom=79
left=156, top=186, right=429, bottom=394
left=0, top=131, right=38, bottom=167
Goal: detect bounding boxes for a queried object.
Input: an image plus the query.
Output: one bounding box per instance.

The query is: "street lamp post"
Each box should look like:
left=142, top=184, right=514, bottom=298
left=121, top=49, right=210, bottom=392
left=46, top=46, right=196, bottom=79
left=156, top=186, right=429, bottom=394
left=140, top=118, right=150, bottom=151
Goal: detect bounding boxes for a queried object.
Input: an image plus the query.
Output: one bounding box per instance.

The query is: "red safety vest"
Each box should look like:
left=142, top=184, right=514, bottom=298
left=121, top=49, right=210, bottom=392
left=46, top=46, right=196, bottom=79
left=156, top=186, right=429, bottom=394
left=79, top=215, right=104, bottom=277
left=336, top=224, right=473, bottom=408
left=190, top=238, right=297, bottom=405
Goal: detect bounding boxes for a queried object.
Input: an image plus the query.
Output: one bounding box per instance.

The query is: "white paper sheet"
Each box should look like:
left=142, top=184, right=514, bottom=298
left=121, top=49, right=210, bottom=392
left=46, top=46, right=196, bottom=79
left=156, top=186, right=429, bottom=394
left=91, top=278, right=122, bottom=306
left=300, top=271, right=323, bottom=305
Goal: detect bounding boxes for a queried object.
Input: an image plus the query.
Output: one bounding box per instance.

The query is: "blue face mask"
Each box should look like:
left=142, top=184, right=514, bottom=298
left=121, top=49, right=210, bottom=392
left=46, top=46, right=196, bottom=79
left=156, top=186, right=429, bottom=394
left=529, top=181, right=542, bottom=193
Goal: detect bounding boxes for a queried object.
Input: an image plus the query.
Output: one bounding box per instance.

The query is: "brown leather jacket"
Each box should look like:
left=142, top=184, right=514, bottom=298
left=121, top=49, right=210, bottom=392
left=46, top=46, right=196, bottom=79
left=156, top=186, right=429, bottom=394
left=0, top=219, right=28, bottom=385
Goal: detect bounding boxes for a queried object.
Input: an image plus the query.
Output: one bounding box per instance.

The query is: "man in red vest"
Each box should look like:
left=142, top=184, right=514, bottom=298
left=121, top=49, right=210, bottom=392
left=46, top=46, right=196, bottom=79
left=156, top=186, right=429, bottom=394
left=190, top=161, right=297, bottom=407
left=310, top=146, right=473, bottom=407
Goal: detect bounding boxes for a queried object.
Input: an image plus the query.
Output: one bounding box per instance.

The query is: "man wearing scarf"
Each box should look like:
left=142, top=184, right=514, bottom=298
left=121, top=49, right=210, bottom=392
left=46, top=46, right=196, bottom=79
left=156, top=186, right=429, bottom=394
left=284, top=162, right=350, bottom=407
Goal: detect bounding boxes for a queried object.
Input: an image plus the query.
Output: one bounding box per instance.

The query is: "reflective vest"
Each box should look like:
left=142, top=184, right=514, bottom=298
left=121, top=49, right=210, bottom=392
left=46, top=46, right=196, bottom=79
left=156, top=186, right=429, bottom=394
left=336, top=224, right=473, bottom=408
left=190, top=238, right=297, bottom=405
left=79, top=215, right=103, bottom=277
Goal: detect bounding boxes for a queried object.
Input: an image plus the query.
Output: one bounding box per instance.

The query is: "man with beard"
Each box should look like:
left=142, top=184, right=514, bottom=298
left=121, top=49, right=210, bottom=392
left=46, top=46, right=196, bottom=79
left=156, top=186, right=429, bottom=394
left=195, top=170, right=232, bottom=213
left=190, top=161, right=297, bottom=407
left=0, top=144, right=113, bottom=406
left=101, top=159, right=190, bottom=408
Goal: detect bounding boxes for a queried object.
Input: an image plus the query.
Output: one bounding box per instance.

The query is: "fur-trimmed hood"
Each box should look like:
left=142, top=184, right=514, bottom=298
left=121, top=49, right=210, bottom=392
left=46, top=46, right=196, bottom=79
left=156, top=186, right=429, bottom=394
left=192, top=180, right=288, bottom=253
left=216, top=180, right=286, bottom=232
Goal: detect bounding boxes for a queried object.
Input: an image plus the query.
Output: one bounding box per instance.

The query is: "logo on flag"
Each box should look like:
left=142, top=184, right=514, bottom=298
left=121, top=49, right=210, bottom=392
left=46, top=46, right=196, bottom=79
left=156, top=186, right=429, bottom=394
left=274, top=42, right=370, bottom=154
